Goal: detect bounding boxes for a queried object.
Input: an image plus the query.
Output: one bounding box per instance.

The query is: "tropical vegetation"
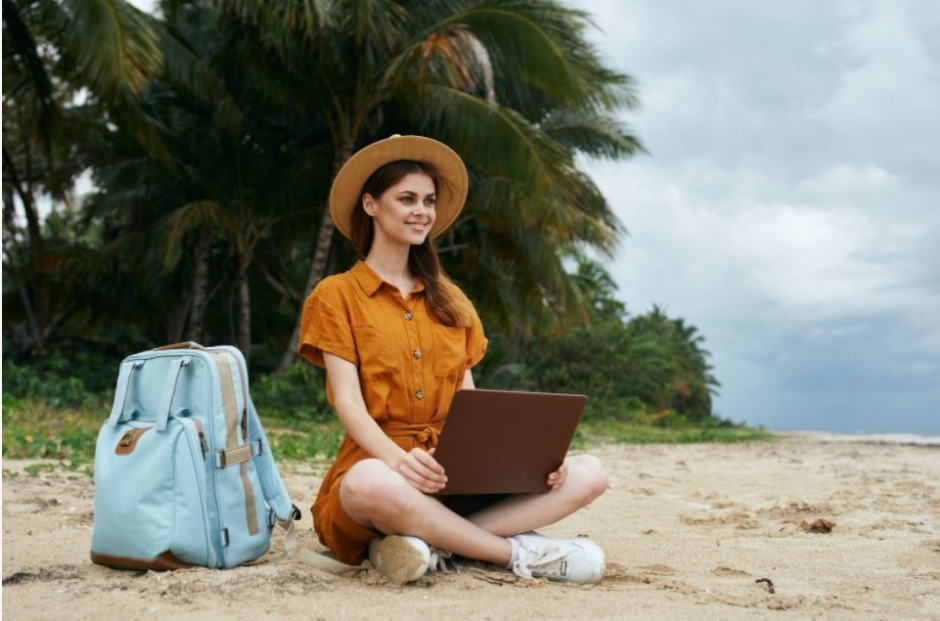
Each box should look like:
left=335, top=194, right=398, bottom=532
left=3, top=0, right=745, bottom=458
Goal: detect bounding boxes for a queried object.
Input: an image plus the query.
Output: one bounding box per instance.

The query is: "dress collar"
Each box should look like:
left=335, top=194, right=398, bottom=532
left=352, top=260, right=425, bottom=297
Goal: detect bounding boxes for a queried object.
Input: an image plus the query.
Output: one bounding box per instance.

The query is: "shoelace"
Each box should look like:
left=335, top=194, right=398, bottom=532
left=428, top=546, right=455, bottom=573
left=511, top=541, right=571, bottom=580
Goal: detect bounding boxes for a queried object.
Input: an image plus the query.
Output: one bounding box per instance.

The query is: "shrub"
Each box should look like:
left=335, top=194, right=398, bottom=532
left=252, top=361, right=332, bottom=421
left=2, top=354, right=107, bottom=408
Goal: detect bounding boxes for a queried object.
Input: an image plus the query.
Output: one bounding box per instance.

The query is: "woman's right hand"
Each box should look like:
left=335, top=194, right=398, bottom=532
left=395, top=447, right=447, bottom=494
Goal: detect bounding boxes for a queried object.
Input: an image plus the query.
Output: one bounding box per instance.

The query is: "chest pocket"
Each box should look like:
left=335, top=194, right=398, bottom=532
left=431, top=324, right=466, bottom=379
left=351, top=323, right=401, bottom=378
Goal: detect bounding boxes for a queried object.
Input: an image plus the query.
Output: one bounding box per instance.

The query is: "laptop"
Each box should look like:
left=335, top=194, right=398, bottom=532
left=431, top=389, right=587, bottom=495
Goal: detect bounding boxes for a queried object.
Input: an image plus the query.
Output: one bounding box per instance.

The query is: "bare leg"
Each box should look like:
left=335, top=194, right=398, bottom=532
left=340, top=454, right=607, bottom=566
left=467, top=455, right=609, bottom=536
left=340, top=458, right=513, bottom=566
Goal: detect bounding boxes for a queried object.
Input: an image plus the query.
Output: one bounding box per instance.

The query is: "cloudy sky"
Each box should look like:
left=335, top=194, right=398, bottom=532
left=571, top=0, right=940, bottom=433
left=125, top=0, right=937, bottom=433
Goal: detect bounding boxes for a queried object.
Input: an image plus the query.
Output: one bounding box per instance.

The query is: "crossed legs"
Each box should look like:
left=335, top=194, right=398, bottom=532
left=339, top=454, right=609, bottom=567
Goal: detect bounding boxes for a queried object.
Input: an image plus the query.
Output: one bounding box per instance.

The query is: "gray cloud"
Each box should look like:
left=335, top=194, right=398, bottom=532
left=576, top=0, right=940, bottom=432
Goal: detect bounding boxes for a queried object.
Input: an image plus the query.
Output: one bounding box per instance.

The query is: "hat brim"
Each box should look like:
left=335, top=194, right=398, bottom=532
left=328, top=135, right=469, bottom=240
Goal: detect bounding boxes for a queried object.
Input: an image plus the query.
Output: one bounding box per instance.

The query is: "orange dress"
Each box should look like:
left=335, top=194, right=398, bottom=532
left=298, top=261, right=487, bottom=564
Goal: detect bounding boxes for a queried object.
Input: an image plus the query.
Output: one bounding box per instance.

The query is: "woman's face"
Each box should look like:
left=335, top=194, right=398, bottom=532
left=363, top=172, right=437, bottom=247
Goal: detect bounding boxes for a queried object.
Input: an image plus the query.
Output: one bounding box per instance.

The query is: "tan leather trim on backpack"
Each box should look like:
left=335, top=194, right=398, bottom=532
left=153, top=341, right=206, bottom=351
left=239, top=460, right=258, bottom=534
left=210, top=352, right=260, bottom=536
left=115, top=428, right=149, bottom=455
left=212, top=353, right=240, bottom=451
left=223, top=350, right=260, bottom=538
left=90, top=550, right=195, bottom=570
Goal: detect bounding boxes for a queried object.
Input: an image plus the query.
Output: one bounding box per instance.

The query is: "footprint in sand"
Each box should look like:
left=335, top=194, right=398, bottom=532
left=680, top=511, right=762, bottom=530
left=636, top=564, right=677, bottom=576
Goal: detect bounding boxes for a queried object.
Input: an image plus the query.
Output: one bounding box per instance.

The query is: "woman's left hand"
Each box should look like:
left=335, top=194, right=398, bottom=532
left=547, top=459, right=569, bottom=490
left=397, top=447, right=448, bottom=494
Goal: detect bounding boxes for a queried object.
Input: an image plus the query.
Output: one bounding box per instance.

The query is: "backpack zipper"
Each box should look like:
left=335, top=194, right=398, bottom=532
left=180, top=416, right=216, bottom=568
left=192, top=418, right=209, bottom=459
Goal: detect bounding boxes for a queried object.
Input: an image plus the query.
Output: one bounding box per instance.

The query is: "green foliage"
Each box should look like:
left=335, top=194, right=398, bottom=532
left=23, top=463, right=61, bottom=477
left=1, top=348, right=116, bottom=408
left=2, top=0, right=738, bottom=448
left=251, top=362, right=332, bottom=422
left=1, top=391, right=766, bottom=477
left=1, top=392, right=345, bottom=471
left=3, top=0, right=642, bottom=368
left=582, top=420, right=772, bottom=445
left=1, top=395, right=101, bottom=472
left=1, top=352, right=343, bottom=468
left=478, top=257, right=722, bottom=423
left=265, top=423, right=345, bottom=463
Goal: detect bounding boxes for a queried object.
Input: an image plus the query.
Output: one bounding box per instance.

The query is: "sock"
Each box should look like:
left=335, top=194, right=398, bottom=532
left=506, top=537, right=520, bottom=569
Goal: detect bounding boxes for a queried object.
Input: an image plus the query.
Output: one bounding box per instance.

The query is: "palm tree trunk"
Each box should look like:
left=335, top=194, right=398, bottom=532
left=274, top=205, right=334, bottom=372
left=3, top=144, right=48, bottom=353
left=2, top=185, right=40, bottom=352
left=187, top=228, right=211, bottom=343
left=276, top=139, right=355, bottom=372
left=236, top=257, right=251, bottom=366
left=167, top=297, right=191, bottom=343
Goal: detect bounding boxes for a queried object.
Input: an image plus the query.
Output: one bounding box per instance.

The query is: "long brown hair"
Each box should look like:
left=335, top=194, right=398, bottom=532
left=350, top=160, right=472, bottom=328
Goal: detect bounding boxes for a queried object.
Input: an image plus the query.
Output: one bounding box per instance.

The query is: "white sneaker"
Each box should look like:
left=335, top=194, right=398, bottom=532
left=429, top=546, right=455, bottom=574
left=510, top=533, right=605, bottom=584
left=368, top=535, right=431, bottom=584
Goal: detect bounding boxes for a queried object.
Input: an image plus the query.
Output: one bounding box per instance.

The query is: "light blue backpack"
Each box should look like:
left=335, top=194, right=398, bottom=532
left=91, top=343, right=298, bottom=570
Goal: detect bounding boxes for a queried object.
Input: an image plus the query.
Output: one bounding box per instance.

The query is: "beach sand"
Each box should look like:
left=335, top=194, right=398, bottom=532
left=3, top=433, right=939, bottom=620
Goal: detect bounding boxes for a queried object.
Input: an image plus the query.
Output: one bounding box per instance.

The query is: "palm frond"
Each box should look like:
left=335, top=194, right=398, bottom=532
left=160, top=199, right=234, bottom=268
left=2, top=0, right=58, bottom=159
left=211, top=0, right=331, bottom=41
left=541, top=110, right=646, bottom=160
left=64, top=0, right=163, bottom=101
left=417, top=83, right=567, bottom=187
left=433, top=0, right=636, bottom=114
left=155, top=7, right=231, bottom=110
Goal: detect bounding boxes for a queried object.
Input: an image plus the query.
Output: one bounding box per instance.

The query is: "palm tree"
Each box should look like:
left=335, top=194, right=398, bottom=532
left=2, top=0, right=165, bottom=156
left=2, top=0, right=219, bottom=357
left=79, top=1, right=307, bottom=363
left=5, top=0, right=643, bottom=372
left=620, top=306, right=719, bottom=419
left=3, top=0, right=164, bottom=355
left=210, top=0, right=642, bottom=370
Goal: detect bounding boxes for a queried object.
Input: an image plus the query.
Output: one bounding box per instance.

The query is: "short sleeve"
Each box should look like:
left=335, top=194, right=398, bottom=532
left=444, top=279, right=488, bottom=368
left=298, top=284, right=359, bottom=368
left=466, top=308, right=487, bottom=368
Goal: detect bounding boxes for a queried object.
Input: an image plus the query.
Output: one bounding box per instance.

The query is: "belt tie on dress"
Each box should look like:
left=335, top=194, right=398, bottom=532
left=383, top=422, right=442, bottom=448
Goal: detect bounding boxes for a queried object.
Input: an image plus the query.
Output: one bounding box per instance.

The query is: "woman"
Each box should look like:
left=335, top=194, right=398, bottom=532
left=299, top=135, right=608, bottom=585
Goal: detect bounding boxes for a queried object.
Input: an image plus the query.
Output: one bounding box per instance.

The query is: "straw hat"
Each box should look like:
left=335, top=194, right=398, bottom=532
left=328, top=135, right=469, bottom=240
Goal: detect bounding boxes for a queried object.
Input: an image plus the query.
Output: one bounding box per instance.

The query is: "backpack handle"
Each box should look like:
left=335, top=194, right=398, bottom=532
left=153, top=341, right=206, bottom=351
left=155, top=357, right=191, bottom=431
left=107, top=356, right=192, bottom=429
left=107, top=360, right=144, bottom=427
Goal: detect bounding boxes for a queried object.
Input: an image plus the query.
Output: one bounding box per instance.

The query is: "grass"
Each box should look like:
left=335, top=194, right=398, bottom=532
left=1, top=395, right=772, bottom=477
left=0, top=395, right=346, bottom=476
left=576, top=419, right=773, bottom=447
left=1, top=396, right=101, bottom=473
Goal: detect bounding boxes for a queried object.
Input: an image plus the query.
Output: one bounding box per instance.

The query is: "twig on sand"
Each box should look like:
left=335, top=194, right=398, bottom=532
left=755, top=577, right=775, bottom=594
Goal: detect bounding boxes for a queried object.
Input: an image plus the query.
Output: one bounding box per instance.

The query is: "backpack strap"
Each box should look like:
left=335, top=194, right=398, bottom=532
left=246, top=396, right=295, bottom=521
left=281, top=519, right=370, bottom=575
left=206, top=346, right=296, bottom=525
left=207, top=351, right=261, bottom=536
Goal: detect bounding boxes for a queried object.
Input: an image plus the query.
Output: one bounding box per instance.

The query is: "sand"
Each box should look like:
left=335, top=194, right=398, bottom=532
left=3, top=432, right=939, bottom=620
